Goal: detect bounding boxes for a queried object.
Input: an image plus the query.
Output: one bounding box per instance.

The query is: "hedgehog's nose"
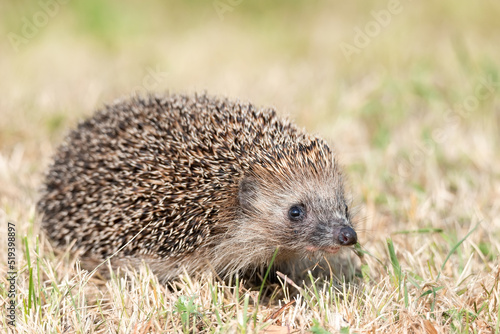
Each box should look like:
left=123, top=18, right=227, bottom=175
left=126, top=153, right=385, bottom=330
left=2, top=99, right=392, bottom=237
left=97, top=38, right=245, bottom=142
left=338, top=226, right=357, bottom=246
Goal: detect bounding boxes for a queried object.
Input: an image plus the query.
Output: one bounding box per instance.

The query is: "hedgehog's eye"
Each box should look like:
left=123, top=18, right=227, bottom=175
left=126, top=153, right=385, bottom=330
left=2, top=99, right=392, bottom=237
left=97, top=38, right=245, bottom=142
left=288, top=205, right=305, bottom=221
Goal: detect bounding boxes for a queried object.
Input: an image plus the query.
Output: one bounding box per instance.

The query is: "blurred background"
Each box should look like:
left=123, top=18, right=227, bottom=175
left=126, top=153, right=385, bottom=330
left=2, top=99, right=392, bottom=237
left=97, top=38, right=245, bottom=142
left=1, top=0, right=499, bottom=240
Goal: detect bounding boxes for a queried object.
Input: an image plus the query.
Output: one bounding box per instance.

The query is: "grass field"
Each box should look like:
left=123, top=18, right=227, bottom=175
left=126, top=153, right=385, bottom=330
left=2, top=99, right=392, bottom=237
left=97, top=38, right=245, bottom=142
left=1, top=0, right=499, bottom=332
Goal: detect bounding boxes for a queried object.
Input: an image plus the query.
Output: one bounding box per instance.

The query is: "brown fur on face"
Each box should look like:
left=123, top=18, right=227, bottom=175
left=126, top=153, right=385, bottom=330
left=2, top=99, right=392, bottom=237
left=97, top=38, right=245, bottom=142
left=37, top=93, right=356, bottom=282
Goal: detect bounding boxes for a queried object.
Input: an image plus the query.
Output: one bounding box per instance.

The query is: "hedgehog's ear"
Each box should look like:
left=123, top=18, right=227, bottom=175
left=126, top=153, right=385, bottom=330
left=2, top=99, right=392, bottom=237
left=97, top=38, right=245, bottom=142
left=238, top=176, right=259, bottom=211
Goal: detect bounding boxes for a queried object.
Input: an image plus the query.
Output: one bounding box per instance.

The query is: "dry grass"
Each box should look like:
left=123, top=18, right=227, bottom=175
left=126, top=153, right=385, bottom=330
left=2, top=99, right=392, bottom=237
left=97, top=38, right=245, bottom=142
left=1, top=0, right=500, bottom=332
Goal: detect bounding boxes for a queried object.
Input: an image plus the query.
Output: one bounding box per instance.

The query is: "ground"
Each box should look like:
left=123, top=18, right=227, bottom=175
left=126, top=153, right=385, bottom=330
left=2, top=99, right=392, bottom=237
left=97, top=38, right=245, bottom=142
left=0, top=0, right=499, bottom=333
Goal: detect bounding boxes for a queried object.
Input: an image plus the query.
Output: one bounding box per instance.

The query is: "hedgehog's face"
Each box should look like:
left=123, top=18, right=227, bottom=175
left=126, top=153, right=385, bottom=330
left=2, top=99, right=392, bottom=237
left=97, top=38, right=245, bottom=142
left=238, top=171, right=357, bottom=256
left=285, top=195, right=357, bottom=255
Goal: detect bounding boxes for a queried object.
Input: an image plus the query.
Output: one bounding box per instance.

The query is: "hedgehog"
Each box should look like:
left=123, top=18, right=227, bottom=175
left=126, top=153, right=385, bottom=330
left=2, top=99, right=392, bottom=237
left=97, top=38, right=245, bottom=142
left=37, top=93, right=357, bottom=282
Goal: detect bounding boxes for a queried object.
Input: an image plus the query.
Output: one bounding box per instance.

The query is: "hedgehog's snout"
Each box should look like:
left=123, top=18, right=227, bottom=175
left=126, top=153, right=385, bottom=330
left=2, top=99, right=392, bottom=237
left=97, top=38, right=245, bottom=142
left=307, top=216, right=358, bottom=252
left=328, top=217, right=357, bottom=246
left=335, top=226, right=357, bottom=246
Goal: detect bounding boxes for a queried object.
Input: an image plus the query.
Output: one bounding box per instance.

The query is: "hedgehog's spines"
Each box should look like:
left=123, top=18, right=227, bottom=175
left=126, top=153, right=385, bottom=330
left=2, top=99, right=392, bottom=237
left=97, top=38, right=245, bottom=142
left=38, top=93, right=350, bottom=281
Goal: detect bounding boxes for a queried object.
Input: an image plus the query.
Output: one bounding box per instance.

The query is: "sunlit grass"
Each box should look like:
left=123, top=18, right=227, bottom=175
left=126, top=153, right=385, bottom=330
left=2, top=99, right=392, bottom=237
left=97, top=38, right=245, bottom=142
left=1, top=0, right=499, bottom=332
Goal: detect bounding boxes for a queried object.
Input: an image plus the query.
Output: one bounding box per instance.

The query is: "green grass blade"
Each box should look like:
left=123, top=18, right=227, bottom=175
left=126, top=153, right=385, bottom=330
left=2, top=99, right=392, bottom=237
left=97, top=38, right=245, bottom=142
left=436, top=223, right=480, bottom=281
